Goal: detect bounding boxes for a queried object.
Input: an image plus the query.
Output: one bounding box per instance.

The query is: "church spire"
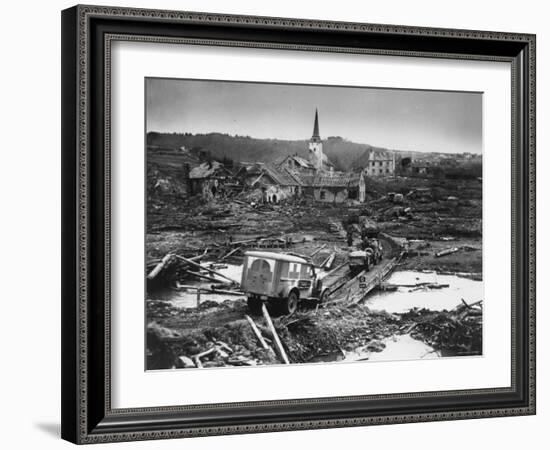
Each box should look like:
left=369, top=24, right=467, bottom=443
left=311, top=108, right=320, bottom=141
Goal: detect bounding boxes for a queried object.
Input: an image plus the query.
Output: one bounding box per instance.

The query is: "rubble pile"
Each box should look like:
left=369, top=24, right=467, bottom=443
left=399, top=300, right=483, bottom=356
left=146, top=299, right=440, bottom=369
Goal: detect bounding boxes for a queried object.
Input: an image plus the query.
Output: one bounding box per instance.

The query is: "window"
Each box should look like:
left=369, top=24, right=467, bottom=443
left=300, top=264, right=312, bottom=278
left=280, top=262, right=300, bottom=279
left=320, top=190, right=326, bottom=200
left=289, top=263, right=300, bottom=279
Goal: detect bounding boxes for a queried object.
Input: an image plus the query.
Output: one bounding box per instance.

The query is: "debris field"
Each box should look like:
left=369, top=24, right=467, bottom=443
left=146, top=176, right=483, bottom=369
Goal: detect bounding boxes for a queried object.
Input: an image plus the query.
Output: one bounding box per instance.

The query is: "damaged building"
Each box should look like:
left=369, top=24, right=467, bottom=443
left=308, top=172, right=365, bottom=203
left=189, top=161, right=234, bottom=200
left=361, top=148, right=396, bottom=176
left=236, top=162, right=302, bottom=203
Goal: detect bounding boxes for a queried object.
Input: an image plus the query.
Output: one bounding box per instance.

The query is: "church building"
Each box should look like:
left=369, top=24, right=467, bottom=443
left=307, top=109, right=334, bottom=172
left=275, top=109, right=366, bottom=203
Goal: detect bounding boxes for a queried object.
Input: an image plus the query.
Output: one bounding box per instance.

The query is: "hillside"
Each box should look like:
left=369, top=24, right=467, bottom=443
left=147, top=132, right=396, bottom=171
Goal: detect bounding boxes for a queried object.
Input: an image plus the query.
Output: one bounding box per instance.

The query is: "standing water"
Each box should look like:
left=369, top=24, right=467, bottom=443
left=149, top=262, right=244, bottom=308
left=365, top=270, right=482, bottom=313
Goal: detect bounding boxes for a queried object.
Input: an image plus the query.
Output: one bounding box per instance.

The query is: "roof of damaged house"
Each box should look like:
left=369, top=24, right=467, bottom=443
left=293, top=171, right=363, bottom=188
left=189, top=161, right=231, bottom=179
left=277, top=154, right=315, bottom=170
left=352, top=146, right=394, bottom=167
left=311, top=172, right=360, bottom=188
left=365, top=148, right=394, bottom=160
left=250, top=163, right=303, bottom=187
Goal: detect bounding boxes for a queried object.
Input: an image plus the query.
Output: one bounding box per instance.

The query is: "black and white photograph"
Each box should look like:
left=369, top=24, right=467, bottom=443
left=145, top=78, right=483, bottom=370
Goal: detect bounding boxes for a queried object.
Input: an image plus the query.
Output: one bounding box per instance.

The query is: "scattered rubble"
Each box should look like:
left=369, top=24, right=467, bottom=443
left=147, top=297, right=482, bottom=369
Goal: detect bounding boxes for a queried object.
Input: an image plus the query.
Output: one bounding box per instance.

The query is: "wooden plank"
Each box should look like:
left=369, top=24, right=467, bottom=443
left=309, top=244, right=328, bottom=257
left=147, top=254, right=173, bottom=280
left=173, top=254, right=235, bottom=283
left=261, top=303, right=290, bottom=364
left=245, top=315, right=270, bottom=350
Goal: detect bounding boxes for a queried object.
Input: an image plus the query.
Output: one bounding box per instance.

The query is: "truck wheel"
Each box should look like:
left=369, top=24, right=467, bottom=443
left=281, top=291, right=299, bottom=315
left=247, top=297, right=262, bottom=314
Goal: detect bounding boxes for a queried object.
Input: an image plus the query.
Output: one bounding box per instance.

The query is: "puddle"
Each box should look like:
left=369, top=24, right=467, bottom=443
left=365, top=270, right=482, bottom=313
left=308, top=334, right=440, bottom=364
left=345, top=334, right=440, bottom=362
left=150, top=262, right=244, bottom=308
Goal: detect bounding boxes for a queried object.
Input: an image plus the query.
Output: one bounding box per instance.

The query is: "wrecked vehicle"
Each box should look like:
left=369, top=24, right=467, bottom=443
left=241, top=251, right=329, bottom=315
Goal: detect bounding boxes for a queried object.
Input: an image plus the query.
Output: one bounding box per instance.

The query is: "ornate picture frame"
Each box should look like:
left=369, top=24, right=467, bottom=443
left=61, top=5, right=535, bottom=444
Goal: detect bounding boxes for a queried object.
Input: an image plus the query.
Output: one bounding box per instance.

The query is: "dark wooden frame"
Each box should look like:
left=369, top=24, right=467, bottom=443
left=61, top=4, right=536, bottom=444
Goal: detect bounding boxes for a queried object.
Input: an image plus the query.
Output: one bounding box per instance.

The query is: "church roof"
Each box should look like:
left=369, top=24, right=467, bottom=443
left=312, top=108, right=320, bottom=139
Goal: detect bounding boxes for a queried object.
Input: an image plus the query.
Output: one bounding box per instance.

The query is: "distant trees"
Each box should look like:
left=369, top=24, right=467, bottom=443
left=443, top=162, right=482, bottom=180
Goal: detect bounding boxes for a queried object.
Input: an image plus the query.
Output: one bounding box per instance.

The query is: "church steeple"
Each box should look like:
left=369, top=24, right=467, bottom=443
left=311, top=108, right=320, bottom=142
left=308, top=108, right=324, bottom=170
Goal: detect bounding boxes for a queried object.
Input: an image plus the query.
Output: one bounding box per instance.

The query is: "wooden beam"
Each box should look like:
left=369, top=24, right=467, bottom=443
left=261, top=303, right=290, bottom=364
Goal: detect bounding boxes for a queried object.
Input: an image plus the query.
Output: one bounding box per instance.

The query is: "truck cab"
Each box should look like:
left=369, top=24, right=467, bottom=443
left=241, top=251, right=328, bottom=315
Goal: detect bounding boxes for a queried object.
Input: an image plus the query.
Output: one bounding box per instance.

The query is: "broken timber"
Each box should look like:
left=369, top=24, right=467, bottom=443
left=435, top=247, right=460, bottom=258
left=321, top=252, right=336, bottom=270
left=147, top=254, right=173, bottom=280
left=173, top=254, right=235, bottom=283
left=245, top=315, right=270, bottom=350
left=261, top=303, right=290, bottom=364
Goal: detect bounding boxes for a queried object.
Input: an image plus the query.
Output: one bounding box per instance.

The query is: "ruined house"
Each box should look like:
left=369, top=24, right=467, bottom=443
left=235, top=109, right=368, bottom=204
left=236, top=163, right=302, bottom=203
left=277, top=154, right=317, bottom=175
left=411, top=161, right=431, bottom=175
left=307, top=171, right=365, bottom=203
left=189, top=161, right=233, bottom=199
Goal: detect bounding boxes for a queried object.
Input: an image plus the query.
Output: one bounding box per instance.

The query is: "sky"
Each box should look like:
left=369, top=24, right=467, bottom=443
left=146, top=78, right=482, bottom=154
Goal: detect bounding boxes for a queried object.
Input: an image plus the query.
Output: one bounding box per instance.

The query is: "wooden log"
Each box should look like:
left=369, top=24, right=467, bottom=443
left=215, top=340, right=233, bottom=354
left=245, top=315, right=270, bottom=350
left=385, top=282, right=450, bottom=289
left=185, top=270, right=221, bottom=283
left=220, top=246, right=242, bottom=261
left=261, top=303, right=290, bottom=364
left=175, top=283, right=244, bottom=296
left=173, top=254, right=236, bottom=283
left=147, top=254, right=173, bottom=280
left=435, top=247, right=460, bottom=258
left=194, top=347, right=217, bottom=359
left=322, top=252, right=336, bottom=270
left=309, top=244, right=328, bottom=257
